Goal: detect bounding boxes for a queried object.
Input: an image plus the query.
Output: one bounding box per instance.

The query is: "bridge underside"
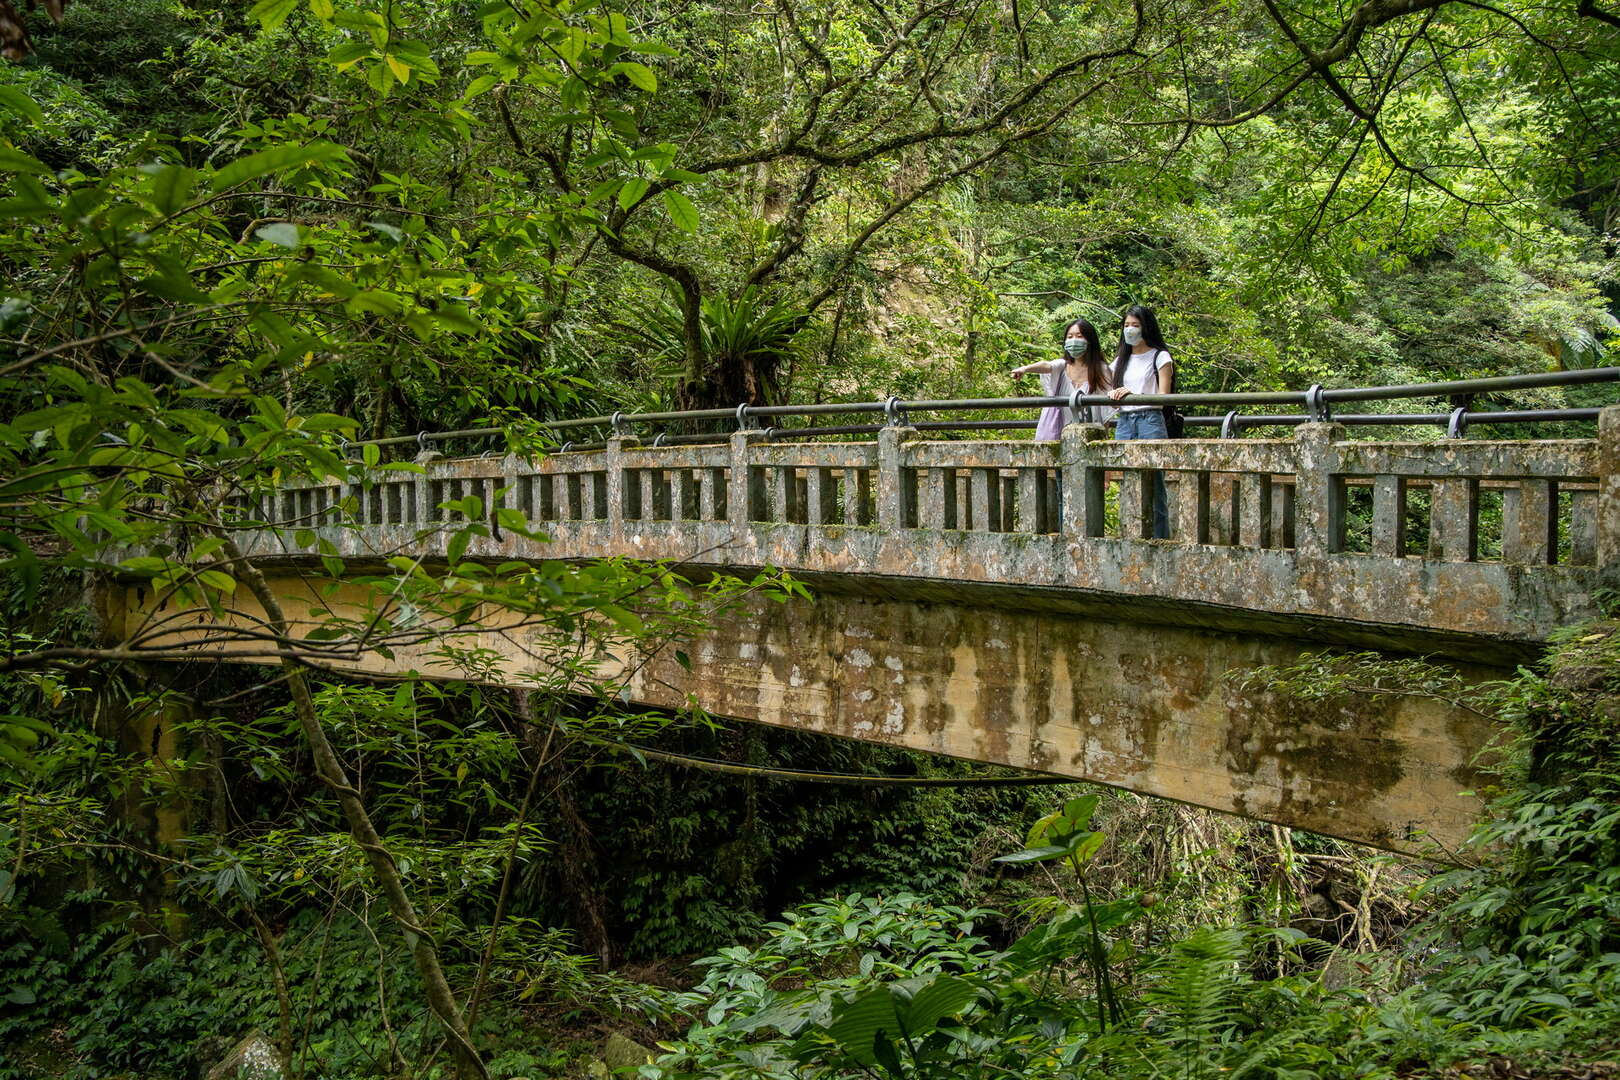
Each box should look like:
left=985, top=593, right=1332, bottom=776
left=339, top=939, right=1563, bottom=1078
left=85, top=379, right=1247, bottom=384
left=104, top=568, right=1500, bottom=857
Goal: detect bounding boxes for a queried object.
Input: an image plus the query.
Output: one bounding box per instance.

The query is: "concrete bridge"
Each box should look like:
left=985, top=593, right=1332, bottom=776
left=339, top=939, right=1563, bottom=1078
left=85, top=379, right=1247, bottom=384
left=106, top=412, right=1620, bottom=856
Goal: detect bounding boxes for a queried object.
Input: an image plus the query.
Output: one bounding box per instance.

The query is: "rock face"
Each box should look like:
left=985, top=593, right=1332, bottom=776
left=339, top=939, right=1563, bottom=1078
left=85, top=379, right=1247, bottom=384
left=604, top=1033, right=655, bottom=1070
left=204, top=1030, right=285, bottom=1080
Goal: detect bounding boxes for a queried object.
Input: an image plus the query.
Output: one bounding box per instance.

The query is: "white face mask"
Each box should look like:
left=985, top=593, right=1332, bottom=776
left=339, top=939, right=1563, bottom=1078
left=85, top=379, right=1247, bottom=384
left=1122, top=326, right=1144, bottom=347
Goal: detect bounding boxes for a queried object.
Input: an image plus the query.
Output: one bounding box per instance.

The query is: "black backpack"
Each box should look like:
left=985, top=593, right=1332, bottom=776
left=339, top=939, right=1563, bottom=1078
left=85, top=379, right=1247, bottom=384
left=1150, top=351, right=1185, bottom=438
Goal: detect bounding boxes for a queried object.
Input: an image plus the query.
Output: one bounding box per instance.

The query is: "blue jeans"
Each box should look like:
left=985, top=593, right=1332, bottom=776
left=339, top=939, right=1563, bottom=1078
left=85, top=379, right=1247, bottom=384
left=1115, top=410, right=1170, bottom=539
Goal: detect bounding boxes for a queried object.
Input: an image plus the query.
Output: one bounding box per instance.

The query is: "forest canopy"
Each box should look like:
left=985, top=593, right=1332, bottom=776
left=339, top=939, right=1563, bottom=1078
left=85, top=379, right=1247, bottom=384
left=0, top=0, right=1614, bottom=429
left=1, top=0, right=1618, bottom=1078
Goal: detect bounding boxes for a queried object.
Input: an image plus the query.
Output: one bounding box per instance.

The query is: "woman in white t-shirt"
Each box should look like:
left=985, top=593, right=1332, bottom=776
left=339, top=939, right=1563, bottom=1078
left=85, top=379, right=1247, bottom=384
left=1106, top=305, right=1173, bottom=538
left=1010, top=318, right=1113, bottom=440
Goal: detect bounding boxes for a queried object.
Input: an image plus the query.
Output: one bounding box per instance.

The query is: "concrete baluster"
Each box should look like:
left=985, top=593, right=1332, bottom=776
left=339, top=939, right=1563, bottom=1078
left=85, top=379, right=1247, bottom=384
left=606, top=436, right=636, bottom=535
left=1370, top=475, right=1406, bottom=558
left=1292, top=422, right=1346, bottom=559
left=1238, top=473, right=1273, bottom=550
left=675, top=468, right=699, bottom=522
left=766, top=462, right=790, bottom=523
left=703, top=466, right=725, bottom=521
left=1503, top=479, right=1556, bottom=565
left=1059, top=423, right=1108, bottom=538
left=844, top=466, right=870, bottom=526
left=1428, top=479, right=1479, bottom=562
left=639, top=468, right=658, bottom=522
left=1174, top=470, right=1211, bottom=545
left=917, top=466, right=943, bottom=530
left=876, top=427, right=917, bottom=530
left=1570, top=488, right=1597, bottom=566
left=728, top=431, right=762, bottom=534
left=411, top=472, right=433, bottom=529
left=969, top=468, right=999, bottom=534
left=807, top=466, right=837, bottom=526
left=1597, top=406, right=1620, bottom=578
left=1015, top=467, right=1048, bottom=534
left=1118, top=472, right=1147, bottom=540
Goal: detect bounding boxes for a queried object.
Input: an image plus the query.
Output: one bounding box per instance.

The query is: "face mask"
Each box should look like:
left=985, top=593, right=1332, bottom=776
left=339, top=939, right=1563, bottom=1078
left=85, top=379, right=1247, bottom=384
left=1122, top=326, right=1144, bottom=347
left=1063, top=338, right=1086, bottom=358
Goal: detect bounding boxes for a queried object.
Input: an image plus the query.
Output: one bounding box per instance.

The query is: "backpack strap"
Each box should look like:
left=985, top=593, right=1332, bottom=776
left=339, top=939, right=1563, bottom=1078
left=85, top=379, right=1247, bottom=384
left=1147, top=349, right=1173, bottom=393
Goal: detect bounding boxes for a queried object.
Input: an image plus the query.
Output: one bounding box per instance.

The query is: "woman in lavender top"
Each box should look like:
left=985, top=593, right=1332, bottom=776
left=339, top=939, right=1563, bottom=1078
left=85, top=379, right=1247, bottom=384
left=1010, top=319, right=1112, bottom=440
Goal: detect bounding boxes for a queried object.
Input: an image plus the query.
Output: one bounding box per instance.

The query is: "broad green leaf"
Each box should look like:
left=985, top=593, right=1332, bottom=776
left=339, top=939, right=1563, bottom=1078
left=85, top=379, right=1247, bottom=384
left=1063, top=793, right=1100, bottom=832
left=601, top=604, right=643, bottom=634
left=0, top=173, right=52, bottom=219
left=196, top=570, right=238, bottom=594
left=327, top=40, right=374, bottom=69
left=309, top=0, right=334, bottom=18
left=447, top=529, right=470, bottom=565
left=211, top=142, right=347, bottom=192
left=992, top=844, right=1071, bottom=864
left=0, top=146, right=48, bottom=174
left=148, top=165, right=198, bottom=215
left=901, top=976, right=978, bottom=1032
left=255, top=222, right=301, bottom=248
left=1068, top=830, right=1106, bottom=865
left=0, top=86, right=44, bottom=125
left=463, top=74, right=499, bottom=100
left=248, top=0, right=301, bottom=31
left=819, top=986, right=900, bottom=1066
left=613, top=61, right=657, bottom=92
left=617, top=176, right=649, bottom=210
left=661, top=188, right=697, bottom=232
left=433, top=303, right=480, bottom=334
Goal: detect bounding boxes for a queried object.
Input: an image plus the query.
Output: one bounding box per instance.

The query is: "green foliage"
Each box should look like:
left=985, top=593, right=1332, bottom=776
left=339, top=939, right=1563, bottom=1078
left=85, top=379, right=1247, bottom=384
left=557, top=724, right=1064, bottom=959
left=0, top=895, right=671, bottom=1080
left=642, top=620, right=1620, bottom=1080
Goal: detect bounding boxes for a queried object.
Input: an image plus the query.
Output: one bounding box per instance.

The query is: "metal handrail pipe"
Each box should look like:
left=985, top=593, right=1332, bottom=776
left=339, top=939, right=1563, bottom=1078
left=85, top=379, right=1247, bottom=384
left=366, top=426, right=503, bottom=448
left=767, top=424, right=883, bottom=438
left=611, top=407, right=739, bottom=424
left=898, top=397, right=1075, bottom=412
left=747, top=401, right=892, bottom=418
left=1320, top=367, right=1619, bottom=403
left=1216, top=409, right=1602, bottom=430
left=1458, top=408, right=1602, bottom=424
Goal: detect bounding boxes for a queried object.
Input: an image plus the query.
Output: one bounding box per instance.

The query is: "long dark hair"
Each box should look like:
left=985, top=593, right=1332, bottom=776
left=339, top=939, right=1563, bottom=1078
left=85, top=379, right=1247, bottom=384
left=1063, top=319, right=1110, bottom=394
left=1111, top=305, right=1170, bottom=389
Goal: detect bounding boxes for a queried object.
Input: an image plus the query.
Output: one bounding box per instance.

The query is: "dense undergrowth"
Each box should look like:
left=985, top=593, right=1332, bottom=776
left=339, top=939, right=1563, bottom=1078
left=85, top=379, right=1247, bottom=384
left=3, top=619, right=1617, bottom=1078
left=636, top=623, right=1620, bottom=1080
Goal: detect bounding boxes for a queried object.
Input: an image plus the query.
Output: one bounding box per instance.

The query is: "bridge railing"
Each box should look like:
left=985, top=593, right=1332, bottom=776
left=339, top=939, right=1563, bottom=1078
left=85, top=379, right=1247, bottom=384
left=248, top=424, right=1607, bottom=570
left=231, top=373, right=1620, bottom=642
left=354, top=367, right=1620, bottom=453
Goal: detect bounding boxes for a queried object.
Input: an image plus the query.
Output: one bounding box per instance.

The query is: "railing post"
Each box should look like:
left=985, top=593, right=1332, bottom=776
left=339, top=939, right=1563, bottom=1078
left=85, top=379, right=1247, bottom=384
left=1060, top=423, right=1108, bottom=538
left=605, top=436, right=637, bottom=536
left=728, top=430, right=762, bottom=534
left=411, top=469, right=434, bottom=530
left=1293, top=421, right=1345, bottom=558
left=876, top=426, right=917, bottom=530
left=1598, top=405, right=1620, bottom=577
